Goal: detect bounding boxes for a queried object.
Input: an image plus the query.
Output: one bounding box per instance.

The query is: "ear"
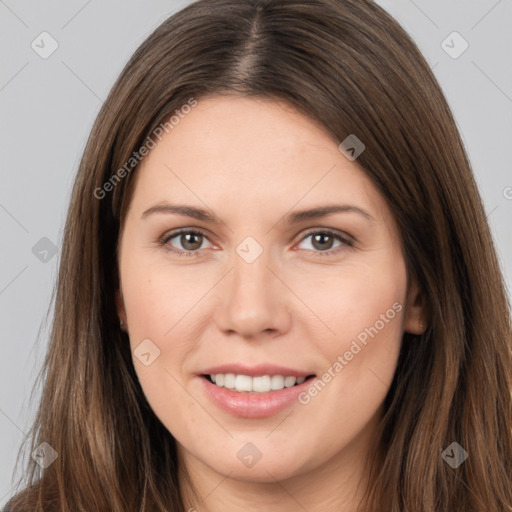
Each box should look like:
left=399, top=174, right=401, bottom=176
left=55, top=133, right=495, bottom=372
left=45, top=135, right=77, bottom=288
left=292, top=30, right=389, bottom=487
left=116, top=288, right=128, bottom=331
left=403, top=278, right=427, bottom=335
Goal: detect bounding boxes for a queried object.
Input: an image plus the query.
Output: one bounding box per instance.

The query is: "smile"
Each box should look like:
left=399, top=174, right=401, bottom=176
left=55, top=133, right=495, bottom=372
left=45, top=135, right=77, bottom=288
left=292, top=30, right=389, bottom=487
left=198, top=371, right=317, bottom=418
left=205, top=373, right=310, bottom=393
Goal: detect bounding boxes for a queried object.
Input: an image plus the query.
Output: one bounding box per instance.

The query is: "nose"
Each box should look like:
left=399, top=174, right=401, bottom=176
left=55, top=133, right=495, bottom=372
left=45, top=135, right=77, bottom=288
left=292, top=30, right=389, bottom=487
left=214, top=248, right=292, bottom=340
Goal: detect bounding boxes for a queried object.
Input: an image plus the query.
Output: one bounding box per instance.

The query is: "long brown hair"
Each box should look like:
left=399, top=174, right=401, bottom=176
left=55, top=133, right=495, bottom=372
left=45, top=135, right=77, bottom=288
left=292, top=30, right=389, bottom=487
left=5, top=0, right=511, bottom=510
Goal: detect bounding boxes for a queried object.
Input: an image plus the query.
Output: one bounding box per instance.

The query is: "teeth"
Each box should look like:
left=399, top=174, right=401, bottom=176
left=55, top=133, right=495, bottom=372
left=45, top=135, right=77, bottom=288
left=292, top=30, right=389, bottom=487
left=209, top=374, right=309, bottom=393
left=235, top=374, right=252, bottom=392
left=270, top=375, right=284, bottom=390
left=224, top=373, right=236, bottom=389
left=284, top=376, right=296, bottom=388
left=253, top=375, right=271, bottom=392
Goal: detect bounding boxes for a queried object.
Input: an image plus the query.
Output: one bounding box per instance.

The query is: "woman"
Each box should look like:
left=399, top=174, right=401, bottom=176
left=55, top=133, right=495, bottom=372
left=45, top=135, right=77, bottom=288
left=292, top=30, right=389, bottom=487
left=5, top=0, right=511, bottom=510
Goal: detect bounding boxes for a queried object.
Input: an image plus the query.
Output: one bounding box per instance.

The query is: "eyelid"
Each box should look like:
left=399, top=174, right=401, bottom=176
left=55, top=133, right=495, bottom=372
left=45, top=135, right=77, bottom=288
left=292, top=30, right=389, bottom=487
left=159, top=226, right=354, bottom=256
left=293, top=227, right=353, bottom=256
left=297, top=227, right=354, bottom=245
left=159, top=227, right=215, bottom=254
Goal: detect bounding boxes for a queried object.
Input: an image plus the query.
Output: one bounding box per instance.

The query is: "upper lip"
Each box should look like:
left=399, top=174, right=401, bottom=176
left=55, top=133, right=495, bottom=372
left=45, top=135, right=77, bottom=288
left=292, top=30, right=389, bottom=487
left=199, top=364, right=315, bottom=378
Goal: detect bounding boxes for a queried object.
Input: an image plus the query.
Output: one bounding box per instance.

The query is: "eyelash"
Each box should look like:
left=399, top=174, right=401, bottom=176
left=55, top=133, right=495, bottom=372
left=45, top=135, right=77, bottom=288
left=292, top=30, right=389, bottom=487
left=158, top=228, right=353, bottom=257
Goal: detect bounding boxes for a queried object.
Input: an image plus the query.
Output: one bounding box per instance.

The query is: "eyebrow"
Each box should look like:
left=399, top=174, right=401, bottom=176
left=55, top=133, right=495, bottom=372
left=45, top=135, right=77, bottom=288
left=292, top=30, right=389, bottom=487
left=141, top=202, right=374, bottom=224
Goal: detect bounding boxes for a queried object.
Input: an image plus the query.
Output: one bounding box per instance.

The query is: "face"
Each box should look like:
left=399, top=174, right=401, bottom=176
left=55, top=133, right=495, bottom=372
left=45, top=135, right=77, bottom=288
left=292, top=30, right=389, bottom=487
left=116, top=96, right=424, bottom=486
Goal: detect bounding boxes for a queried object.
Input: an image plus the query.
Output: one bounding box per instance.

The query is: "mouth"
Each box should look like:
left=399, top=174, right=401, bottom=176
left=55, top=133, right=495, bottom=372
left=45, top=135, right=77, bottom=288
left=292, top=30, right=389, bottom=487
left=197, top=368, right=318, bottom=418
left=201, top=373, right=316, bottom=393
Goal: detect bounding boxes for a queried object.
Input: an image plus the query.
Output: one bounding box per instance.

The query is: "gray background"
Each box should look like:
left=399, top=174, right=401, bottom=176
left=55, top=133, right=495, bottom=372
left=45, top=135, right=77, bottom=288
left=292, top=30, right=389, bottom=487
left=1, top=0, right=511, bottom=505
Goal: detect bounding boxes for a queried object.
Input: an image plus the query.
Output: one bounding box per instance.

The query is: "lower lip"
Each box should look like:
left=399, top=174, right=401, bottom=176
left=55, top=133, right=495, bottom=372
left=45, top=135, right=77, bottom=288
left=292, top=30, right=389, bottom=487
left=198, top=375, right=316, bottom=418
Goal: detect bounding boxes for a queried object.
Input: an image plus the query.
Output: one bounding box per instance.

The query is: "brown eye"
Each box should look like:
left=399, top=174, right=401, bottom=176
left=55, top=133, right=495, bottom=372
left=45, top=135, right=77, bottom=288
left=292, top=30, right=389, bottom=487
left=178, top=232, right=203, bottom=251
left=311, top=233, right=336, bottom=251
left=162, top=230, right=212, bottom=255
left=297, top=230, right=352, bottom=255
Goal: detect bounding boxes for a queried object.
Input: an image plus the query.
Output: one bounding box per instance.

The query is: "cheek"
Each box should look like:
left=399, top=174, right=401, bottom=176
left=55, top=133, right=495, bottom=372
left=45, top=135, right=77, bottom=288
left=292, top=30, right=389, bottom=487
left=282, top=270, right=405, bottom=471
left=121, top=257, right=201, bottom=343
left=120, top=261, right=204, bottom=435
left=295, top=256, right=406, bottom=348
left=119, top=258, right=197, bottom=395
left=295, top=258, right=406, bottom=420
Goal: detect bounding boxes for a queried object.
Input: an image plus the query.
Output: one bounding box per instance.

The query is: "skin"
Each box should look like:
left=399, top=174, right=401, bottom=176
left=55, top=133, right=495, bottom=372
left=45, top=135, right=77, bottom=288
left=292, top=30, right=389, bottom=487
left=116, top=96, right=425, bottom=512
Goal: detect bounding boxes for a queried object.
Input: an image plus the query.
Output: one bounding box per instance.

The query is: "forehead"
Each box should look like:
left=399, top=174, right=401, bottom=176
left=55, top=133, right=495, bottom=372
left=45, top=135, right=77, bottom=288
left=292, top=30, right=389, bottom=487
left=126, top=96, right=392, bottom=231
left=144, top=96, right=340, bottom=174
